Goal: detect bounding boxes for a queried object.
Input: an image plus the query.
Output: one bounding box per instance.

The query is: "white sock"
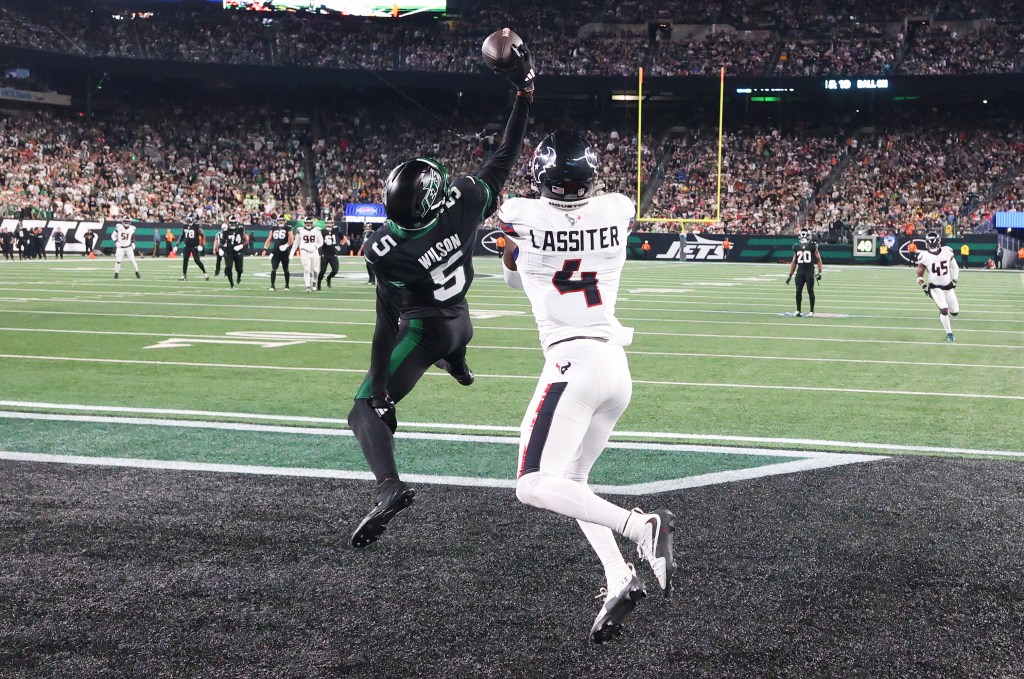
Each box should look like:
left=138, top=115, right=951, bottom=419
left=576, top=519, right=631, bottom=589
left=114, top=263, right=121, bottom=274
left=940, top=313, right=952, bottom=333
left=516, top=472, right=634, bottom=537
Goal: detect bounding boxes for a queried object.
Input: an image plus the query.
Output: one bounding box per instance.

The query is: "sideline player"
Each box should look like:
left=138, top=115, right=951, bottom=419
left=222, top=217, right=246, bottom=288
left=292, top=218, right=324, bottom=292
left=213, top=222, right=226, bottom=277
left=348, top=40, right=534, bottom=549
left=0, top=226, right=13, bottom=260
left=499, top=132, right=675, bottom=644
left=916, top=231, right=960, bottom=342
left=178, top=215, right=209, bottom=281
left=112, top=219, right=141, bottom=279
left=262, top=216, right=293, bottom=291
left=786, top=229, right=823, bottom=316
left=318, top=220, right=344, bottom=290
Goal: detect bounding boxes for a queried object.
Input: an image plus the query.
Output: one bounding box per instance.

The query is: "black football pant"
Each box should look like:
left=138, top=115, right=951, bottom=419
left=1, top=243, right=11, bottom=260
left=795, top=269, right=815, bottom=313
left=365, top=261, right=375, bottom=284
left=182, top=246, right=206, bottom=276
left=318, top=253, right=339, bottom=288
left=54, top=243, right=64, bottom=259
left=349, top=312, right=474, bottom=483
left=224, top=251, right=243, bottom=286
left=270, top=251, right=291, bottom=289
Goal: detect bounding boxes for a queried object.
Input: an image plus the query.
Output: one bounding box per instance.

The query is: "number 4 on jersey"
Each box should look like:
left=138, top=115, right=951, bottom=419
left=552, top=259, right=602, bottom=307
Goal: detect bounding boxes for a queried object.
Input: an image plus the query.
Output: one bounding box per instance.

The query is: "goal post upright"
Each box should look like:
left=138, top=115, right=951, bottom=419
left=635, top=65, right=726, bottom=227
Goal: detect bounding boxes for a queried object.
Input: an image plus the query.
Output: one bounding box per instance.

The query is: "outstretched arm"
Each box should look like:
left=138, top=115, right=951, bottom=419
left=476, top=94, right=532, bottom=201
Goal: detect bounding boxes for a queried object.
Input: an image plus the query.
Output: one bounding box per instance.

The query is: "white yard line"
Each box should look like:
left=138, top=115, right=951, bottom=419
left=0, top=326, right=1017, bottom=369
left=1, top=403, right=1022, bottom=457
left=2, top=352, right=1024, bottom=401
left=0, top=305, right=1018, bottom=333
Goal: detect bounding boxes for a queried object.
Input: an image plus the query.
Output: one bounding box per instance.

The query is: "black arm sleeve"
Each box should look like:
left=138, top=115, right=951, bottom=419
left=368, top=281, right=404, bottom=399
left=476, top=94, right=532, bottom=200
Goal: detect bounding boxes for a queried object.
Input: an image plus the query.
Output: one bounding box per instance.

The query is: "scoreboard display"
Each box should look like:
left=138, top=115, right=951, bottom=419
left=223, top=0, right=446, bottom=15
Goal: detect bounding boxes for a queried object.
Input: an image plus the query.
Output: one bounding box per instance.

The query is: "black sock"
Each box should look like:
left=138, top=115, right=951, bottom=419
left=348, top=399, right=399, bottom=484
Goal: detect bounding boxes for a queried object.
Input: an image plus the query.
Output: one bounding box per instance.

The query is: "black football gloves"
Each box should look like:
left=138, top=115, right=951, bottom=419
left=785, top=275, right=792, bottom=285
left=815, top=272, right=822, bottom=282
left=504, top=43, right=535, bottom=93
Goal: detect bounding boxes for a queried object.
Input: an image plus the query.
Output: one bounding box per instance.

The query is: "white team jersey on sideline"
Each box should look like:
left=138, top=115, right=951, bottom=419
left=918, top=245, right=957, bottom=286
left=498, top=193, right=635, bottom=349
left=113, top=224, right=136, bottom=249
left=294, top=227, right=323, bottom=253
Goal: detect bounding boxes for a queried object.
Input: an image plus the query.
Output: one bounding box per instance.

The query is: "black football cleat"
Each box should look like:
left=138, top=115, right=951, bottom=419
left=633, top=508, right=677, bottom=597
left=351, top=479, right=416, bottom=548
left=590, top=565, right=648, bottom=644
left=434, top=359, right=475, bottom=386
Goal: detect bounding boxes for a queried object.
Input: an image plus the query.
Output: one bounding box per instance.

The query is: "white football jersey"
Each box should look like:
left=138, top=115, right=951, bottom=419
left=918, top=245, right=957, bottom=286
left=295, top=226, right=323, bottom=253
left=498, top=194, right=635, bottom=349
left=113, top=223, right=136, bottom=248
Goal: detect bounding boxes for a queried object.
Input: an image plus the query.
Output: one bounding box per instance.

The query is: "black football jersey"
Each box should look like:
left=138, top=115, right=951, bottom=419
left=362, top=175, right=494, bottom=318
left=180, top=224, right=202, bottom=246
left=322, top=226, right=343, bottom=254
left=793, top=241, right=818, bottom=271
left=268, top=224, right=292, bottom=250
left=0, top=231, right=12, bottom=245
left=225, top=226, right=246, bottom=251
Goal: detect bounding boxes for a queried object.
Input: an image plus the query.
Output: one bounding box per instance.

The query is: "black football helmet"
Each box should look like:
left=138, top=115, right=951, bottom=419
left=185, top=214, right=196, bottom=226
left=383, top=158, right=450, bottom=231
left=531, top=132, right=599, bottom=203
left=798, top=229, right=811, bottom=243
left=925, top=232, right=941, bottom=253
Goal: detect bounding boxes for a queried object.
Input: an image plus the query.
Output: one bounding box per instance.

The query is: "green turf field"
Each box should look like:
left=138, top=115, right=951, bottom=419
left=0, top=255, right=1021, bottom=482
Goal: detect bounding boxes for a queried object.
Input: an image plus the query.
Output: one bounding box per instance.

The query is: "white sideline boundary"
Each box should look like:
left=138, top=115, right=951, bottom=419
left=0, top=448, right=885, bottom=496
left=1, top=404, right=1022, bottom=458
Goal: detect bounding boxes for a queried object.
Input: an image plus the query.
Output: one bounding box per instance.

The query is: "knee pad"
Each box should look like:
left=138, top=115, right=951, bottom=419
left=951, top=312, right=958, bottom=317
left=939, top=308, right=949, bottom=316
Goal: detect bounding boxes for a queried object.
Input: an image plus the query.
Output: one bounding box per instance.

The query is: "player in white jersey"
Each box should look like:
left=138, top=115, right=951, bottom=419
left=916, top=231, right=960, bottom=342
left=291, top=218, right=324, bottom=291
left=112, top=220, right=140, bottom=279
left=498, top=132, right=676, bottom=645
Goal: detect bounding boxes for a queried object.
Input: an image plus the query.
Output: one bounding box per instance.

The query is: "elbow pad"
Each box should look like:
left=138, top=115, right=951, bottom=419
left=503, top=263, right=523, bottom=289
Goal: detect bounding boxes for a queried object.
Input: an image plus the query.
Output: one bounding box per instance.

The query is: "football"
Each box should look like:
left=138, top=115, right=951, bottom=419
left=481, top=28, right=523, bottom=72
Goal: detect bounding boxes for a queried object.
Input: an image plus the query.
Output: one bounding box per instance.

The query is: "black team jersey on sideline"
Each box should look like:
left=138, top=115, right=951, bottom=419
left=793, top=241, right=818, bottom=271
left=361, top=93, right=531, bottom=399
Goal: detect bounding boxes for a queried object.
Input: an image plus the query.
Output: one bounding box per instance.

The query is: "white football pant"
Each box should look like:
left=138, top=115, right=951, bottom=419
left=515, top=339, right=637, bottom=586
left=929, top=287, right=959, bottom=314
left=300, top=250, right=320, bottom=288
left=114, top=246, right=138, bottom=273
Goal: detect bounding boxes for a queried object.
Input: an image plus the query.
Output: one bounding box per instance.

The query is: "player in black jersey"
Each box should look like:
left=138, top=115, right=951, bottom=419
left=262, top=216, right=293, bottom=291
left=15, top=222, right=29, bottom=260
left=786, top=229, right=824, bottom=317
left=348, top=42, right=535, bottom=548
left=178, top=215, right=209, bottom=281
left=317, top=222, right=344, bottom=290
left=1, top=226, right=14, bottom=260
left=222, top=217, right=247, bottom=288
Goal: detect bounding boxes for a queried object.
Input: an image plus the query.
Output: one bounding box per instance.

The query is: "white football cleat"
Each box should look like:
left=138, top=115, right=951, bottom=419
left=633, top=508, right=677, bottom=597
left=590, top=564, right=647, bottom=644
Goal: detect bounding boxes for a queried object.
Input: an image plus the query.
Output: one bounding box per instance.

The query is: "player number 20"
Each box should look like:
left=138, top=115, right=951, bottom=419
left=796, top=250, right=813, bottom=264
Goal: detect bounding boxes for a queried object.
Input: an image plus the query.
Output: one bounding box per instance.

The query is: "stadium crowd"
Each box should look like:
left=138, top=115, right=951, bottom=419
left=1, top=1, right=1022, bottom=76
